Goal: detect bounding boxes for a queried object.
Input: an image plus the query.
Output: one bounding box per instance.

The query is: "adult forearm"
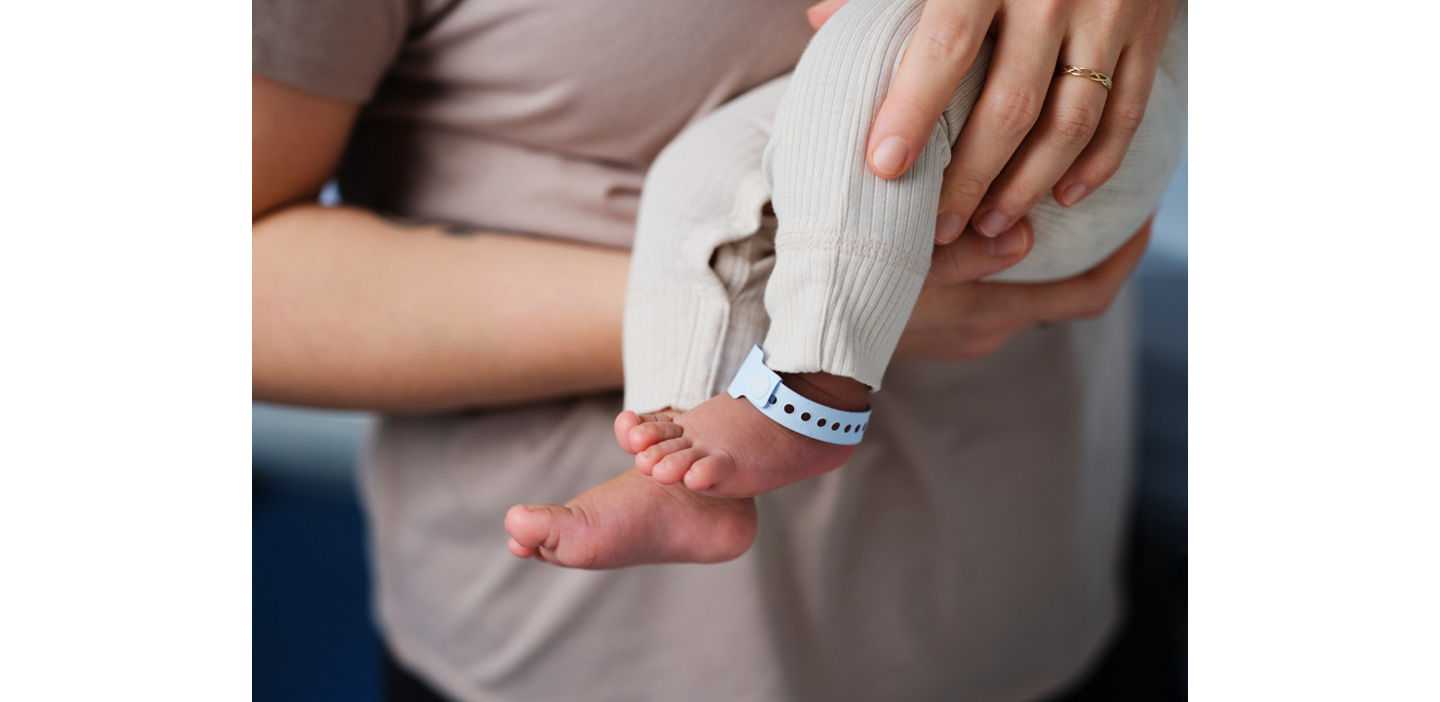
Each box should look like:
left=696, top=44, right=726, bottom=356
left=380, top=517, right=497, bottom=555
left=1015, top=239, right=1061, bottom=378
left=253, top=204, right=627, bottom=411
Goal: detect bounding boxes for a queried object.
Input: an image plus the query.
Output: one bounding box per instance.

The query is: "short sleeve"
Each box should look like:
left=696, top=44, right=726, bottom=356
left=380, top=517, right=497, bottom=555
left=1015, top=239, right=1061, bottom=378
left=253, top=0, right=417, bottom=103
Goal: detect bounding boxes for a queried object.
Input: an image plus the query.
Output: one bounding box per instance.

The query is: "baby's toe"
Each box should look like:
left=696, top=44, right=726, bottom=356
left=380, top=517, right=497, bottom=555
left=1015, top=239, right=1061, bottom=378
left=652, top=447, right=707, bottom=485
left=628, top=421, right=685, bottom=454
left=638, top=409, right=681, bottom=423
left=613, top=411, right=642, bottom=453
left=635, top=437, right=691, bottom=475
left=504, top=503, right=569, bottom=550
left=683, top=452, right=736, bottom=493
left=507, top=536, right=538, bottom=559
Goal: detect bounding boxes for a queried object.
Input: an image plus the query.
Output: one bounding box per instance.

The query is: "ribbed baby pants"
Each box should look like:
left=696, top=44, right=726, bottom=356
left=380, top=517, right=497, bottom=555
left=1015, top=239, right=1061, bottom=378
left=623, top=0, right=1186, bottom=413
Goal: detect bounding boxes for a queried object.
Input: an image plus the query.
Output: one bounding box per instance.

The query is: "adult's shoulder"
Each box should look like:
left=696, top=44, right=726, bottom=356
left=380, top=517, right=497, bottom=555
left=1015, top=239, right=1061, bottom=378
left=253, top=0, right=426, bottom=103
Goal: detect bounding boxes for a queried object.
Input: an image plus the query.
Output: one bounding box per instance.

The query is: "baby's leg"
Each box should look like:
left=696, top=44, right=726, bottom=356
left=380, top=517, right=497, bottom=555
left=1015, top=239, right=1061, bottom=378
left=623, top=0, right=964, bottom=498
left=614, top=68, right=877, bottom=496
left=621, top=76, right=791, bottom=414
left=506, top=78, right=793, bottom=568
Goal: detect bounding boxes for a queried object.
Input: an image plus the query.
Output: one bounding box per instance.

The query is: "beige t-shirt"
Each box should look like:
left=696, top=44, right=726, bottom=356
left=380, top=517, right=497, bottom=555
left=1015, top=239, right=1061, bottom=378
left=255, top=1, right=1142, bottom=700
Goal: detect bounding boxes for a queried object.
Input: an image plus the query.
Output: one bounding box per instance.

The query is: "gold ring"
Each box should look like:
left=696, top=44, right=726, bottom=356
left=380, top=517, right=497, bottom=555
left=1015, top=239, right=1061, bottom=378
left=1059, top=65, right=1113, bottom=90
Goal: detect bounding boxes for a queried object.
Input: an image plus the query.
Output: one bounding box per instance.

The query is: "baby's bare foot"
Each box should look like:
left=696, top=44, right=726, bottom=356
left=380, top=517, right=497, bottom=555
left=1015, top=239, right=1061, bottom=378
left=504, top=468, right=756, bottom=569
left=617, top=373, right=867, bottom=499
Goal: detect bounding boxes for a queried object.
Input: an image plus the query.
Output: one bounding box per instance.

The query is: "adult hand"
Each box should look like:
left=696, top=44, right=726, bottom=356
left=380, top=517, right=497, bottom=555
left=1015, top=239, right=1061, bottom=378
left=895, top=218, right=1151, bottom=359
left=807, top=0, right=1176, bottom=243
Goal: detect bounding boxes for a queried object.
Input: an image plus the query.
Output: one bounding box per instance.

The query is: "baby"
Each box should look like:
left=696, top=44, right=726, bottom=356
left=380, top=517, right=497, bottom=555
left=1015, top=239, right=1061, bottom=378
left=505, top=0, right=1186, bottom=568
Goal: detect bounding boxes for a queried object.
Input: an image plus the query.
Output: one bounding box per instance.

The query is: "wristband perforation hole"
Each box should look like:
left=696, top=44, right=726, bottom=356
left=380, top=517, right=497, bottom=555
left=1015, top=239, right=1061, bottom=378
left=817, top=418, right=826, bottom=427
left=801, top=412, right=810, bottom=421
left=783, top=404, right=794, bottom=414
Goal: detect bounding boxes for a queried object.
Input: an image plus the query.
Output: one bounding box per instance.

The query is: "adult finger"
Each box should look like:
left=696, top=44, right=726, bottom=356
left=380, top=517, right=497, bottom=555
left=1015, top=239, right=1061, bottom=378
left=969, top=30, right=1122, bottom=232
left=805, top=0, right=849, bottom=30
left=865, top=0, right=997, bottom=179
left=1039, top=217, right=1154, bottom=321
left=978, top=217, right=1152, bottom=324
left=1053, top=38, right=1164, bottom=206
left=927, top=218, right=1033, bottom=285
left=938, top=10, right=1066, bottom=238
left=1061, top=217, right=1153, bottom=320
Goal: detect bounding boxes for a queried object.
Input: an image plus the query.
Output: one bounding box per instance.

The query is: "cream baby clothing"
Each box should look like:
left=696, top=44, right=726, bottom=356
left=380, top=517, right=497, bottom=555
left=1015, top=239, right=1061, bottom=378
left=624, top=0, right=1186, bottom=411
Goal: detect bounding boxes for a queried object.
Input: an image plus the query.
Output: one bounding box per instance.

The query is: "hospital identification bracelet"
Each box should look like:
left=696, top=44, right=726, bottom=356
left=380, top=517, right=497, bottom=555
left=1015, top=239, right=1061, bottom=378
left=726, top=345, right=871, bottom=446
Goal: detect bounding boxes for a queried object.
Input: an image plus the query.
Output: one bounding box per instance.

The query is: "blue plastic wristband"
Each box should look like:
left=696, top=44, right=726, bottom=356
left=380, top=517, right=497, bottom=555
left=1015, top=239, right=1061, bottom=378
left=726, top=345, right=871, bottom=446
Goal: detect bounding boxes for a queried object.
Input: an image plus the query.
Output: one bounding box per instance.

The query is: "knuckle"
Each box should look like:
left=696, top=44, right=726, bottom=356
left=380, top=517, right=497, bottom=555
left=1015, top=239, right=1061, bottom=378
left=1031, top=0, right=1068, bottom=25
left=950, top=293, right=989, bottom=323
left=931, top=250, right=965, bottom=285
left=1137, top=0, right=1174, bottom=32
left=888, top=93, right=937, bottom=128
left=1111, top=101, right=1148, bottom=134
left=943, top=171, right=990, bottom=206
left=1099, top=0, right=1131, bottom=22
left=914, top=17, right=972, bottom=64
left=1081, top=150, right=1125, bottom=185
left=1013, top=182, right=1051, bottom=212
left=1052, top=103, right=1102, bottom=146
left=984, top=88, right=1042, bottom=136
left=988, top=179, right=1044, bottom=215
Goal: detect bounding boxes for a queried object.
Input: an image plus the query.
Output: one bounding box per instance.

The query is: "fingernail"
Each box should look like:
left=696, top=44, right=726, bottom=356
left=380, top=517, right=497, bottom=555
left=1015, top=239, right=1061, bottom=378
left=975, top=210, right=1009, bottom=238
left=871, top=136, right=907, bottom=176
left=1061, top=183, right=1088, bottom=206
left=986, top=227, right=1027, bottom=257
left=935, top=213, right=963, bottom=243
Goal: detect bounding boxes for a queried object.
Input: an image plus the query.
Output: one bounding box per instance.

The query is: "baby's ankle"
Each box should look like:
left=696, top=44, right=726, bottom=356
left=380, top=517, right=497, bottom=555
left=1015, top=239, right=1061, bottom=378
left=776, top=372, right=869, bottom=412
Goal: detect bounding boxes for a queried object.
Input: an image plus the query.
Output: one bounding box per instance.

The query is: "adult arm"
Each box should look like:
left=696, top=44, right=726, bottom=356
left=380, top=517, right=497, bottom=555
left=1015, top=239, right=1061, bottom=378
left=253, top=75, right=1139, bottom=412
left=253, top=75, right=627, bottom=411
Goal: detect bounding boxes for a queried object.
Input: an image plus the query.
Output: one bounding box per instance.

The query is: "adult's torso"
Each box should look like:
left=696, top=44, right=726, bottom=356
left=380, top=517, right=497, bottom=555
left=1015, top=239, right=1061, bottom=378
left=338, top=0, right=814, bottom=247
